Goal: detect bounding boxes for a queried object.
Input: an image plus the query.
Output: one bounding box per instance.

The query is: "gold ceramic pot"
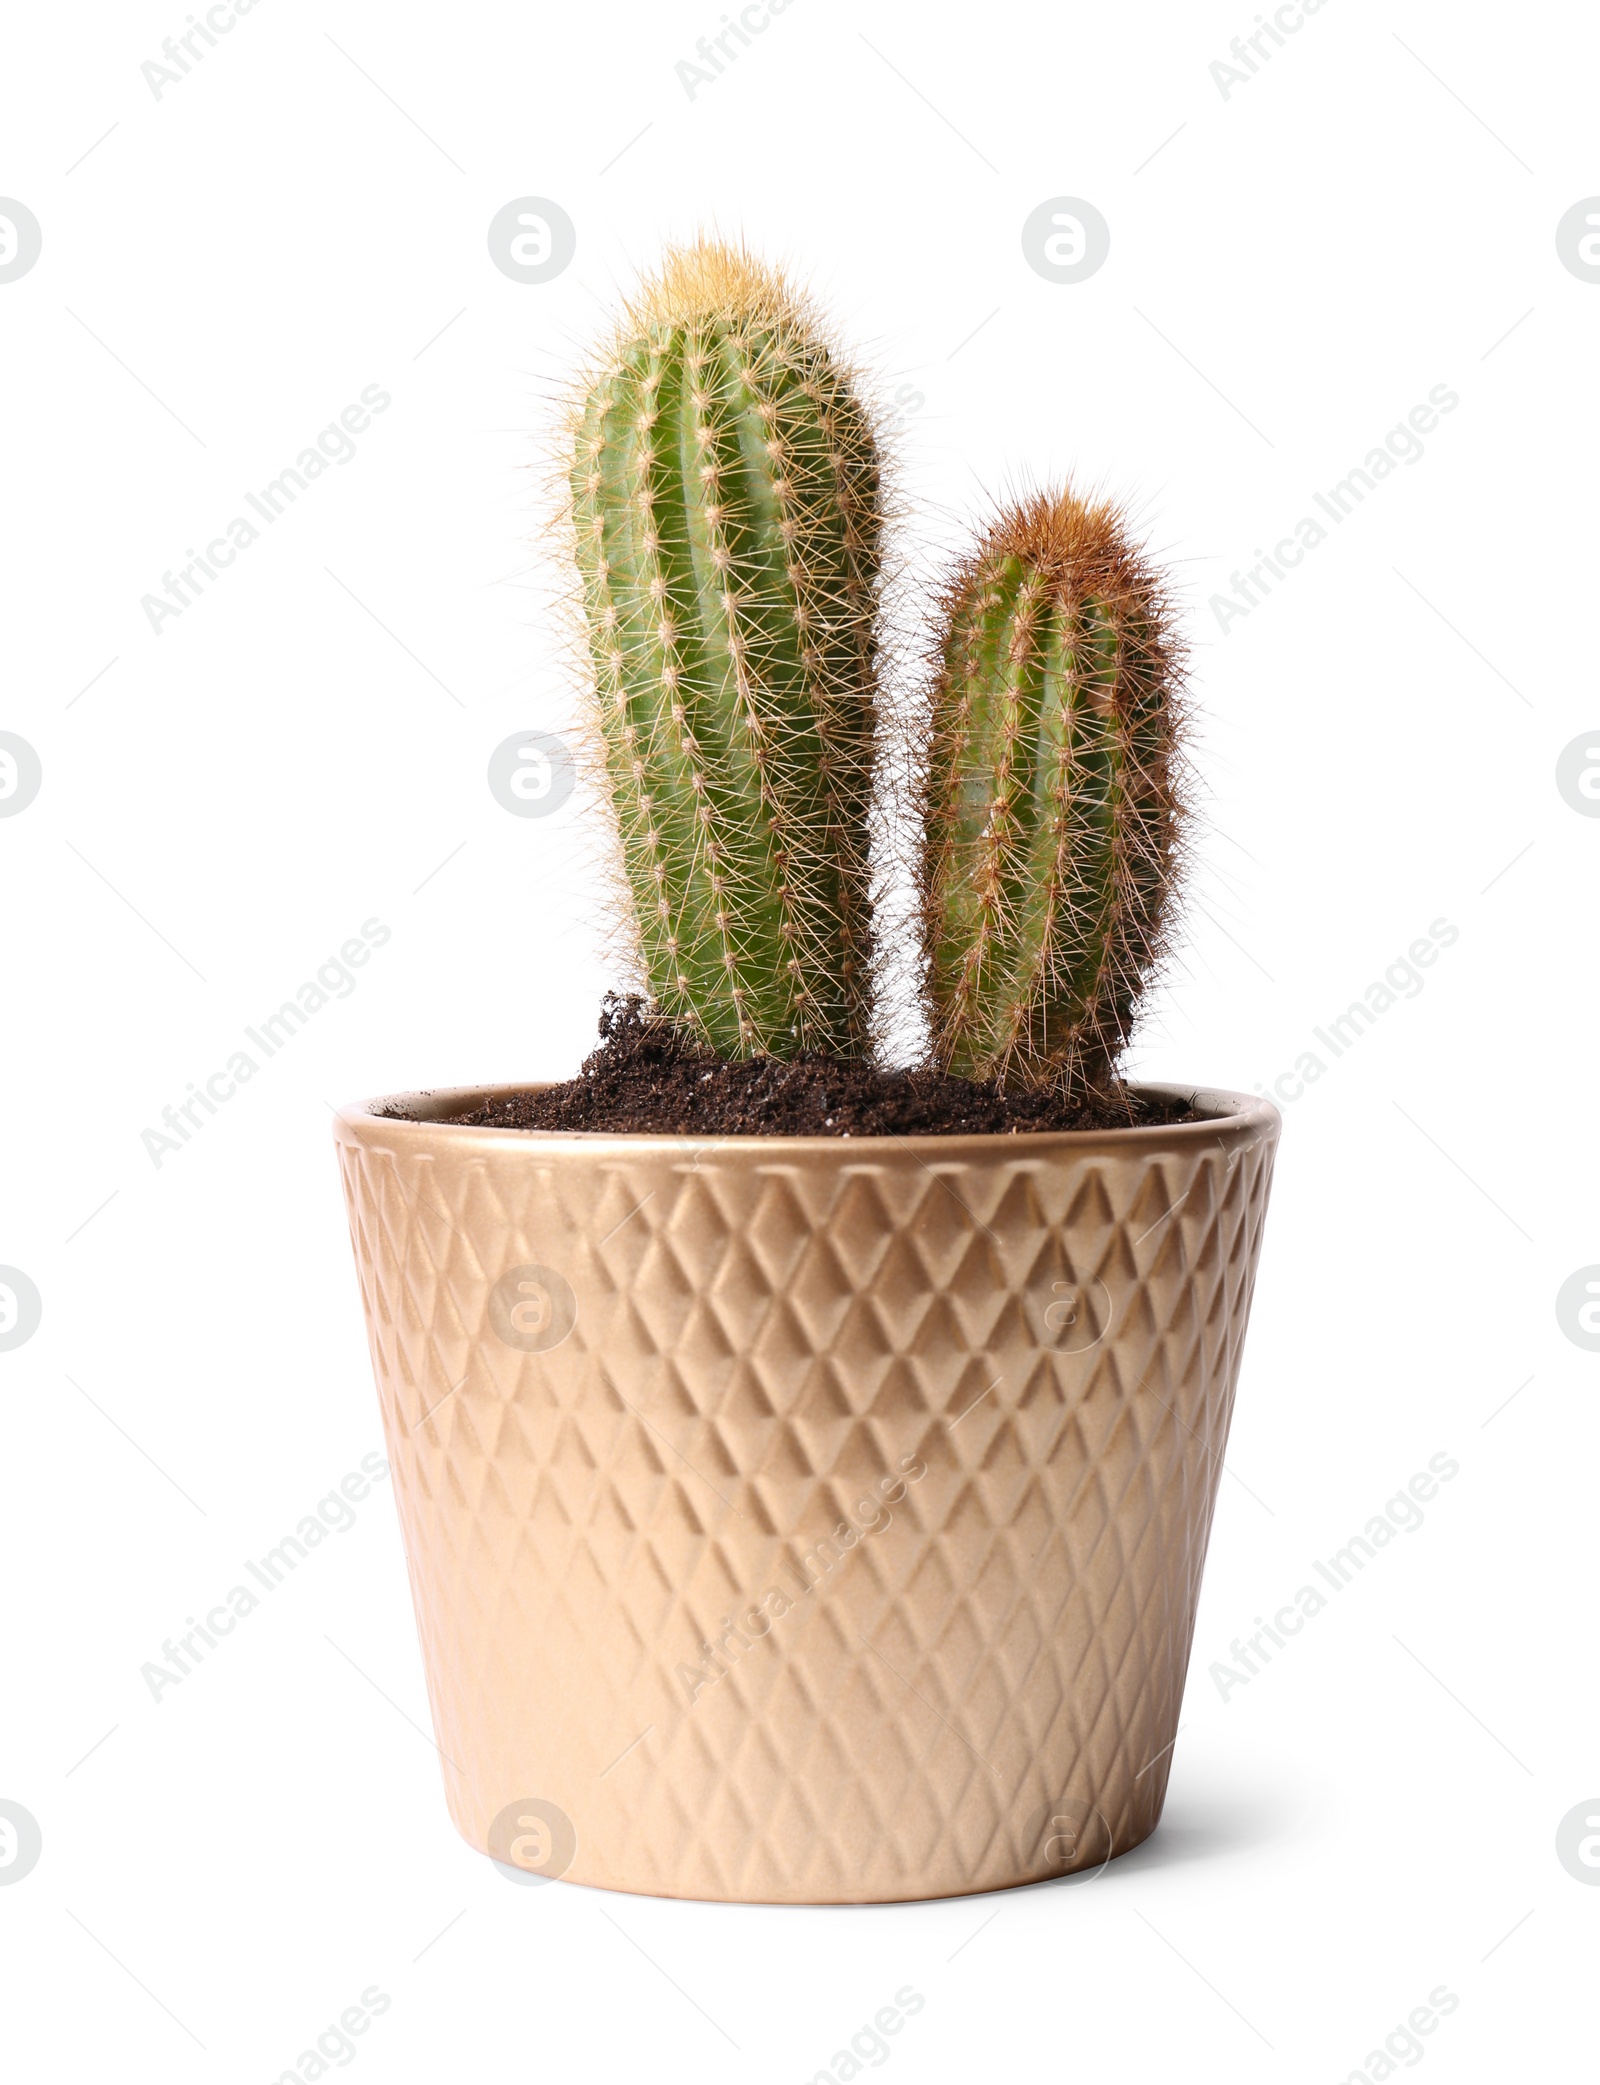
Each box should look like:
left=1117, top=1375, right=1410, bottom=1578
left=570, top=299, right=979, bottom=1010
left=333, top=1083, right=1278, bottom=1904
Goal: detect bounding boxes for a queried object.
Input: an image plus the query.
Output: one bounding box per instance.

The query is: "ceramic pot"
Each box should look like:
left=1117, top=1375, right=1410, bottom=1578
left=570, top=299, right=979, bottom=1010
left=333, top=1083, right=1278, bottom=1904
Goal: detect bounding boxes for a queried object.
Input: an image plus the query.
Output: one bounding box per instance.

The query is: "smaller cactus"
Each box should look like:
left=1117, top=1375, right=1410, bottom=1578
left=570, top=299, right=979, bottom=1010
left=920, top=487, right=1186, bottom=1099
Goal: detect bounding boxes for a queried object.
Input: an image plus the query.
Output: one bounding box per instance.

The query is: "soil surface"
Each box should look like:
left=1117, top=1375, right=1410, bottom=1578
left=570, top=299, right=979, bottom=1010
left=405, top=997, right=1203, bottom=1139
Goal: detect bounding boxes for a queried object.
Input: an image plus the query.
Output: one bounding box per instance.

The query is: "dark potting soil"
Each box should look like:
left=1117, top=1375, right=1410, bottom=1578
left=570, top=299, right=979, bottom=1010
left=404, top=997, right=1203, bottom=1139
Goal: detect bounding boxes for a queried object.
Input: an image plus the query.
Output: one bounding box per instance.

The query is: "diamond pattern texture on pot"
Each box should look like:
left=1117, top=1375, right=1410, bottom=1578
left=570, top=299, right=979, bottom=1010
left=335, top=1097, right=1277, bottom=1903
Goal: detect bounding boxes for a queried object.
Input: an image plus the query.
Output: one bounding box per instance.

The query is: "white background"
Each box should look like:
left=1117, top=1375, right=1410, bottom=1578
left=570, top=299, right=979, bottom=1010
left=2, top=0, right=1595, bottom=2078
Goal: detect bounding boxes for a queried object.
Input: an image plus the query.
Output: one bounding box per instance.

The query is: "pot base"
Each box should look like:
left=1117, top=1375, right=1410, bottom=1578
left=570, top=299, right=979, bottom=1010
left=465, top=1805, right=1161, bottom=1905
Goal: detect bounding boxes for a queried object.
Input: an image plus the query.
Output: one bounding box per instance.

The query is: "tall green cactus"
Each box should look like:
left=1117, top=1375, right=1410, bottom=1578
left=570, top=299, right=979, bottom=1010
left=920, top=488, right=1185, bottom=1098
left=567, top=239, right=883, bottom=1060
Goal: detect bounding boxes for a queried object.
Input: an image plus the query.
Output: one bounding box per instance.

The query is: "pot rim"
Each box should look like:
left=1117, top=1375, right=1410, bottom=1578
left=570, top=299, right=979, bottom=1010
left=333, top=1080, right=1280, bottom=1158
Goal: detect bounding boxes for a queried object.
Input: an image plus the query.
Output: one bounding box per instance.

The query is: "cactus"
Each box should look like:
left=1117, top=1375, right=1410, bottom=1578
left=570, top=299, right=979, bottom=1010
left=567, top=239, right=884, bottom=1060
left=920, top=488, right=1185, bottom=1099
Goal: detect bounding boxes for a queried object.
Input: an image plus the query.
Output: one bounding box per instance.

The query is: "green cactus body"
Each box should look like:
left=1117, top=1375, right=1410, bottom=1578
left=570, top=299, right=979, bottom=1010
left=923, top=492, right=1182, bottom=1096
left=569, top=246, right=882, bottom=1059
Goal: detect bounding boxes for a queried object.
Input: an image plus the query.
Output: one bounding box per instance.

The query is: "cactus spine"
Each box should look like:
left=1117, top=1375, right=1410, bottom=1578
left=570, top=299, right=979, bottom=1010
left=568, top=240, right=883, bottom=1060
left=921, top=488, right=1184, bottom=1098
